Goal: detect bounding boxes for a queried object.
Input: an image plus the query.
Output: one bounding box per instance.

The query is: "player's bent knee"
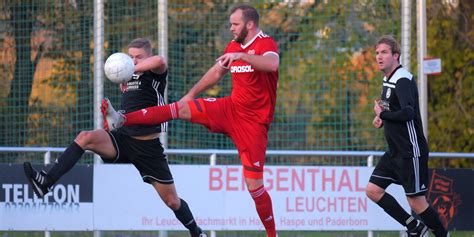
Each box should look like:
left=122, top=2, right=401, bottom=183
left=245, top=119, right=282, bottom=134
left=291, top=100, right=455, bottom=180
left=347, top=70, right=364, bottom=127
left=75, top=130, right=105, bottom=150
left=407, top=196, right=429, bottom=212
left=365, top=183, right=384, bottom=201
left=75, top=131, right=95, bottom=147
left=162, top=195, right=181, bottom=210
left=245, top=178, right=263, bottom=191
left=365, top=189, right=377, bottom=201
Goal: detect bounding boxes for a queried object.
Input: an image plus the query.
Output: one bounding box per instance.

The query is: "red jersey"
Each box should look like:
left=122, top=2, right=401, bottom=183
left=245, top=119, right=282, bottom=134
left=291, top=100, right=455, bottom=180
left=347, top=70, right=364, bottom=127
left=224, top=31, right=279, bottom=124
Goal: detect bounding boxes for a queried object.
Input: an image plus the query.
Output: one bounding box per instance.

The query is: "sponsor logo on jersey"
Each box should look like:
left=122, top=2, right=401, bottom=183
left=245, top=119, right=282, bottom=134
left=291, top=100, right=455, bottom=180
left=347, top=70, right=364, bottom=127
left=247, top=49, right=255, bottom=55
left=380, top=100, right=390, bottom=111
left=204, top=98, right=217, bottom=102
left=132, top=73, right=141, bottom=80
left=386, top=88, right=391, bottom=98
left=230, top=65, right=254, bottom=73
left=123, top=80, right=142, bottom=91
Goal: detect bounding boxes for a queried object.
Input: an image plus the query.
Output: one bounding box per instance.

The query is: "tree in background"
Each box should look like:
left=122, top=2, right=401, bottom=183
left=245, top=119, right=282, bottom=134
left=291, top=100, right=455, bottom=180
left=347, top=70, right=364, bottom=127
left=1, top=2, right=39, bottom=148
left=0, top=1, right=94, bottom=161
left=0, top=1, right=471, bottom=167
left=426, top=0, right=473, bottom=167
left=267, top=1, right=399, bottom=152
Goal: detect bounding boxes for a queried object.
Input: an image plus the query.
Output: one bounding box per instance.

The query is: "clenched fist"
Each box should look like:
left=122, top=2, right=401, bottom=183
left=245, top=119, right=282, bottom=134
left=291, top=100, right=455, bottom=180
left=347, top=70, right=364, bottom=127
left=373, top=116, right=383, bottom=129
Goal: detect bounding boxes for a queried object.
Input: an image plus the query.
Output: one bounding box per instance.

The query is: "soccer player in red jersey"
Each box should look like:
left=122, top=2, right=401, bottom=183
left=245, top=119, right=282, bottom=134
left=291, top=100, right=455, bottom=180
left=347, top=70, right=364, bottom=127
left=102, top=4, right=278, bottom=237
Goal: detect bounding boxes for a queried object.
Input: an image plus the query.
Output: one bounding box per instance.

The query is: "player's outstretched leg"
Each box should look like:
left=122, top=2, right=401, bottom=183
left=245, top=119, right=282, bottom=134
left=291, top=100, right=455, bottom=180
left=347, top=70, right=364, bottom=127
left=124, top=101, right=180, bottom=126
left=101, top=98, right=180, bottom=129
left=101, top=98, right=125, bottom=131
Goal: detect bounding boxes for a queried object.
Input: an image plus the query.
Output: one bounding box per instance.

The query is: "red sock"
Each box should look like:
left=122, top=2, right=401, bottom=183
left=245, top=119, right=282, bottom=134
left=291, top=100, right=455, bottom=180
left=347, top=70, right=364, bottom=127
left=249, top=185, right=276, bottom=237
left=124, top=102, right=179, bottom=126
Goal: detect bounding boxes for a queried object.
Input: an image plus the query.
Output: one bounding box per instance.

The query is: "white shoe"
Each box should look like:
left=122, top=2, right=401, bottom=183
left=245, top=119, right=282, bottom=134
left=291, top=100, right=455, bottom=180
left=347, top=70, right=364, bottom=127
left=101, top=98, right=125, bottom=131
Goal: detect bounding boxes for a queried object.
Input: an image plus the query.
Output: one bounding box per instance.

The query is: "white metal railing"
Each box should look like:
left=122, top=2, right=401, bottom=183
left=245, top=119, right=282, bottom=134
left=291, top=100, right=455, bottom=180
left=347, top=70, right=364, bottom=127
left=0, top=147, right=382, bottom=169
left=1, top=146, right=473, bottom=160
left=1, top=147, right=473, bottom=169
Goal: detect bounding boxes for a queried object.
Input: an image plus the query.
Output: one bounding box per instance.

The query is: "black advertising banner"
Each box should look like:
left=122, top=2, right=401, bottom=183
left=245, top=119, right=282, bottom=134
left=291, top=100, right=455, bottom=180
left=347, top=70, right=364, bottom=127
left=0, top=164, right=93, bottom=230
left=0, top=164, right=93, bottom=203
left=427, top=169, right=474, bottom=231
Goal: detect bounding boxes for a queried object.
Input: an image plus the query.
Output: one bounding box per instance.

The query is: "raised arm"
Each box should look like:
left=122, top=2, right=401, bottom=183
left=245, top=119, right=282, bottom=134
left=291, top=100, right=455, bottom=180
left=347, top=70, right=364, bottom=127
left=134, top=55, right=167, bottom=74
left=181, top=62, right=228, bottom=102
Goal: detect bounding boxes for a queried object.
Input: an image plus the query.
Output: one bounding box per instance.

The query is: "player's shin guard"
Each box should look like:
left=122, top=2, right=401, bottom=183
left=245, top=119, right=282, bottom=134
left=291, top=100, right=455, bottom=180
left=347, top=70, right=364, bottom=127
left=418, top=206, right=448, bottom=237
left=249, top=185, right=276, bottom=237
left=173, top=199, right=201, bottom=237
left=124, top=102, right=179, bottom=126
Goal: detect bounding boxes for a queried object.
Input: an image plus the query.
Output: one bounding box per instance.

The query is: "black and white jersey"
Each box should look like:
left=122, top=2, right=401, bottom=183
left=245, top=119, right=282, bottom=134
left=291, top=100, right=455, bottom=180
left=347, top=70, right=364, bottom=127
left=379, top=65, right=428, bottom=159
left=116, top=70, right=167, bottom=136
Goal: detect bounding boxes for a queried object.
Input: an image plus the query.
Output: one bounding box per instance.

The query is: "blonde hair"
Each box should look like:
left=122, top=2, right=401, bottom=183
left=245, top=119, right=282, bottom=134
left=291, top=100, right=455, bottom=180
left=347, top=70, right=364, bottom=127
left=128, top=38, right=153, bottom=55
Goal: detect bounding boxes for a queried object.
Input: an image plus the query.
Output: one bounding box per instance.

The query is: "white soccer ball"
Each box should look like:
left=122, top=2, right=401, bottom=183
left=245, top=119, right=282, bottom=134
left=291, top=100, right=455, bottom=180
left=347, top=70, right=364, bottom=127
left=104, top=52, right=135, bottom=84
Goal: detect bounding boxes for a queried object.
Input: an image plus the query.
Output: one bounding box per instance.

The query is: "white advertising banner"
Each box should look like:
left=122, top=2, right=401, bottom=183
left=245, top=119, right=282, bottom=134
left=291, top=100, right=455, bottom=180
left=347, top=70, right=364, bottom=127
left=94, top=165, right=409, bottom=231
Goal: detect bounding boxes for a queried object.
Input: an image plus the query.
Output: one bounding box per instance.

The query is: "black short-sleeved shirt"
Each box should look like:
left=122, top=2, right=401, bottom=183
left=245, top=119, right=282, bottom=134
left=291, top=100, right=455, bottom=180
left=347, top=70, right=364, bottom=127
left=379, top=66, right=428, bottom=159
left=116, top=70, right=168, bottom=136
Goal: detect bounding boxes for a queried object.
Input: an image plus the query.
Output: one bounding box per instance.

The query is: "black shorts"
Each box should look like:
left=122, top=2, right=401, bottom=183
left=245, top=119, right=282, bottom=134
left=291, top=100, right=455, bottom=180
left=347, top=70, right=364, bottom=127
left=369, top=152, right=428, bottom=196
left=102, top=131, right=173, bottom=184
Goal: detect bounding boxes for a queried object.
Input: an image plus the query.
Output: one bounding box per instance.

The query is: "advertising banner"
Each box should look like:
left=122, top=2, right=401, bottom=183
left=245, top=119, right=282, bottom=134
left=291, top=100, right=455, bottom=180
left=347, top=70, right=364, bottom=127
left=93, top=165, right=409, bottom=231
left=2, top=164, right=471, bottom=231
left=0, top=164, right=93, bottom=230
left=426, top=169, right=474, bottom=231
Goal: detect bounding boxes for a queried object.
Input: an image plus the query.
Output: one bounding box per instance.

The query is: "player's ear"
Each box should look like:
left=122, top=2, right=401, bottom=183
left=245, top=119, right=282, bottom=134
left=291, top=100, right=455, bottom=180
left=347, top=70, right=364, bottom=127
left=393, top=53, right=400, bottom=61
left=246, top=20, right=254, bottom=29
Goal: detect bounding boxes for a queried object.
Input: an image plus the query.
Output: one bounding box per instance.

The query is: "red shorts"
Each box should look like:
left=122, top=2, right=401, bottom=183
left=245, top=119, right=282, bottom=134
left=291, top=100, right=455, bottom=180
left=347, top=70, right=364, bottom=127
left=188, top=97, right=269, bottom=179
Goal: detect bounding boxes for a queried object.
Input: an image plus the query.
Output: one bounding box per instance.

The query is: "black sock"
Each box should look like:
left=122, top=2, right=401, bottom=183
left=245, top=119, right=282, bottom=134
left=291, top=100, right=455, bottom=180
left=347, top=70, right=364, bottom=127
left=377, top=193, right=412, bottom=227
left=47, top=142, right=85, bottom=183
left=173, top=199, right=200, bottom=236
left=419, top=206, right=447, bottom=237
